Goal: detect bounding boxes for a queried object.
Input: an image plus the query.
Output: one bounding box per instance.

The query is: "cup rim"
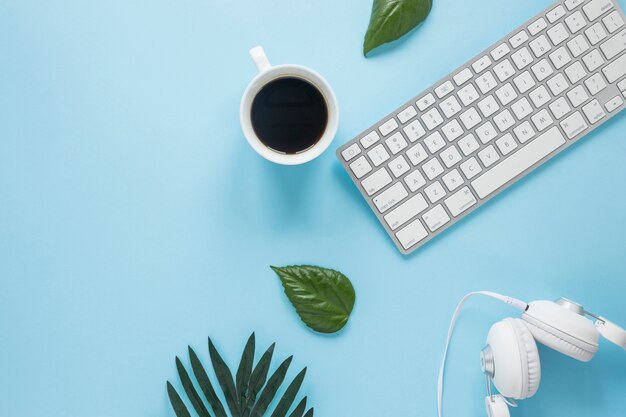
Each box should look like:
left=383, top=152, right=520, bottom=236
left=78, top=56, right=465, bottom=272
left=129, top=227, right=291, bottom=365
left=240, top=64, right=339, bottom=165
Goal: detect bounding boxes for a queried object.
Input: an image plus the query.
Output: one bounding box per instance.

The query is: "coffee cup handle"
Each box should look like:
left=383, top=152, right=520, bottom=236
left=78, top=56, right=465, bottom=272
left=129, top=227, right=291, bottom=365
left=249, top=46, right=271, bottom=73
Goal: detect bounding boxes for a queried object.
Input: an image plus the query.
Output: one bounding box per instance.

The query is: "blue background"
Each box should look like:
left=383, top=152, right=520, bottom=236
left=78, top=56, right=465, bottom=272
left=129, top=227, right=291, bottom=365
left=1, top=0, right=625, bottom=416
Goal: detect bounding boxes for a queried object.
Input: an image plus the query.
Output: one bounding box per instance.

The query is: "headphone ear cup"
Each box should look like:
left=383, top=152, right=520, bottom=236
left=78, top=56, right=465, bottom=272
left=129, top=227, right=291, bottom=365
left=522, top=300, right=599, bottom=362
left=485, top=395, right=510, bottom=417
left=487, top=318, right=541, bottom=400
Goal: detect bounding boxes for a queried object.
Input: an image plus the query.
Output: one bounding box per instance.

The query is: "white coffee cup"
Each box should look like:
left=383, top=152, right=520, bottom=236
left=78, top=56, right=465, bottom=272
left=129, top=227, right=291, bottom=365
left=240, top=46, right=339, bottom=165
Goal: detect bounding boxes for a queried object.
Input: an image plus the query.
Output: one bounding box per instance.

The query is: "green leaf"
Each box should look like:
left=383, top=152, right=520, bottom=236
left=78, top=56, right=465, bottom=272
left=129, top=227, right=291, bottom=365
left=303, top=408, right=314, bottom=417
left=363, top=0, right=433, bottom=56
left=287, top=397, right=307, bottom=417
left=189, top=347, right=228, bottom=417
left=236, top=333, right=256, bottom=409
left=167, top=381, right=192, bottom=417
left=209, top=338, right=240, bottom=417
left=269, top=368, right=307, bottom=417
left=249, top=356, right=293, bottom=417
left=271, top=265, right=355, bottom=333
left=176, top=357, right=212, bottom=417
left=243, top=343, right=275, bottom=417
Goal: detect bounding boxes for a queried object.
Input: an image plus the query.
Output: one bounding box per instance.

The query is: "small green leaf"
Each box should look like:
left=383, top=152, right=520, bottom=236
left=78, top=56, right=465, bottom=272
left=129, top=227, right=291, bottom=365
left=303, top=408, right=314, bottom=417
left=236, top=333, right=256, bottom=409
left=176, top=357, right=212, bottom=417
left=270, top=368, right=307, bottom=417
left=288, top=397, right=307, bottom=417
left=249, top=356, right=293, bottom=417
left=167, top=381, right=192, bottom=417
left=243, top=343, right=275, bottom=417
left=209, top=338, right=240, bottom=417
left=271, top=265, right=355, bottom=333
left=189, top=347, right=228, bottom=417
left=363, top=0, right=433, bottom=56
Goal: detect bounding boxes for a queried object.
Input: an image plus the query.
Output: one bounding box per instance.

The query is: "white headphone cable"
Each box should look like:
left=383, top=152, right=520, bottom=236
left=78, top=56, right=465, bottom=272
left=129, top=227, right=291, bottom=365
left=437, top=291, right=528, bottom=417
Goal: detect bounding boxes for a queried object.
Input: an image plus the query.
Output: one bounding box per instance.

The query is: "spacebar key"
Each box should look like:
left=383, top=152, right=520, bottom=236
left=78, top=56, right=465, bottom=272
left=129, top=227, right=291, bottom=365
left=471, top=127, right=566, bottom=199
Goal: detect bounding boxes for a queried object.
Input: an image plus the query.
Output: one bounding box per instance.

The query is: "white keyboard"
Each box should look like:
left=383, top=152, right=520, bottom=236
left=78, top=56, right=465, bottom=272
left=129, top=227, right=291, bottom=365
left=337, top=0, right=626, bottom=255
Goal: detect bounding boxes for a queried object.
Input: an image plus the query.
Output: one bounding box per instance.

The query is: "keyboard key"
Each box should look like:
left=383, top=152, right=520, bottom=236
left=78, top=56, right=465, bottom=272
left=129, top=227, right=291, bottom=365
left=461, top=157, right=482, bottom=179
left=373, top=182, right=408, bottom=213
left=494, top=109, right=515, bottom=132
left=585, top=73, right=607, bottom=95
left=422, top=204, right=451, bottom=231
left=549, top=97, right=572, bottom=119
left=379, top=118, right=398, bottom=136
left=478, top=145, right=500, bottom=167
left=445, top=187, right=477, bottom=217
left=567, top=34, right=590, bottom=57
left=476, top=71, right=498, bottom=94
left=460, top=107, right=482, bottom=130
left=395, top=218, right=428, bottom=250
left=403, top=120, right=426, bottom=142
left=368, top=144, right=390, bottom=166
left=512, top=47, right=534, bottom=69
left=565, top=0, right=584, bottom=11
left=560, top=111, right=589, bottom=138
left=389, top=155, right=411, bottom=177
left=531, top=109, right=554, bottom=131
left=417, top=93, right=436, bottom=111
left=585, top=22, right=608, bottom=45
left=341, top=143, right=361, bottom=161
left=603, top=11, right=625, bottom=33
left=583, top=0, right=613, bottom=22
left=565, top=61, right=587, bottom=83
left=398, top=105, right=418, bottom=123
left=473, top=56, right=492, bottom=73
left=493, top=59, right=516, bottom=82
left=496, top=133, right=518, bottom=155
left=605, top=95, right=624, bottom=112
left=471, top=127, right=566, bottom=199
left=458, top=134, right=481, bottom=156
left=513, top=121, right=536, bottom=143
left=435, top=80, right=455, bottom=98
left=547, top=5, right=566, bottom=23
left=384, top=194, right=429, bottom=230
left=425, top=181, right=446, bottom=203
left=602, top=52, right=626, bottom=82
left=529, top=85, right=551, bottom=108
left=510, top=30, right=529, bottom=48
left=404, top=170, right=426, bottom=191
left=424, top=132, right=446, bottom=153
left=582, top=99, right=606, bottom=124
left=547, top=73, right=569, bottom=95
left=511, top=97, right=533, bottom=120
left=619, top=79, right=626, bottom=91
left=453, top=68, right=473, bottom=86
left=350, top=156, right=372, bottom=179
left=491, top=43, right=511, bottom=61
left=362, top=167, right=392, bottom=196
left=360, top=131, right=380, bottom=148
left=600, top=28, right=626, bottom=59
left=476, top=122, right=498, bottom=144
left=582, top=49, right=605, bottom=71
left=458, top=83, right=480, bottom=106
left=547, top=23, right=570, bottom=45
left=422, top=157, right=445, bottom=180
left=565, top=11, right=588, bottom=34
left=495, top=83, right=518, bottom=105
left=440, top=96, right=462, bottom=118
left=386, top=132, right=408, bottom=154
left=478, top=95, right=501, bottom=118
left=514, top=71, right=536, bottom=93
left=529, top=18, right=548, bottom=36
left=440, top=145, right=463, bottom=168
left=421, top=108, right=444, bottom=130
left=442, top=119, right=464, bottom=142
left=529, top=35, right=552, bottom=57
left=443, top=169, right=464, bottom=191
left=549, top=46, right=573, bottom=69
left=531, top=59, right=554, bottom=81
left=406, top=143, right=428, bottom=166
left=567, top=85, right=590, bottom=107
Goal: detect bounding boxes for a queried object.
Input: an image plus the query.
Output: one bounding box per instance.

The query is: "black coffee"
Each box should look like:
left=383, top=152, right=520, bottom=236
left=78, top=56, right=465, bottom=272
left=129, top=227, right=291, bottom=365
left=251, top=77, right=328, bottom=154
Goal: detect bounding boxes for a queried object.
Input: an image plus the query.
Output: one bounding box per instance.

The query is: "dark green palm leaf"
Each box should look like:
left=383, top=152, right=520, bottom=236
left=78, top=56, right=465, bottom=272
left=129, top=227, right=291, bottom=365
left=236, top=333, right=256, bottom=409
left=303, top=408, right=314, bottom=417
left=243, top=343, right=276, bottom=417
left=176, top=357, right=212, bottom=417
left=249, top=356, right=293, bottom=417
left=270, top=368, right=306, bottom=417
left=287, top=397, right=307, bottom=417
left=167, top=381, right=192, bottom=417
left=189, top=347, right=228, bottom=417
left=209, top=338, right=240, bottom=417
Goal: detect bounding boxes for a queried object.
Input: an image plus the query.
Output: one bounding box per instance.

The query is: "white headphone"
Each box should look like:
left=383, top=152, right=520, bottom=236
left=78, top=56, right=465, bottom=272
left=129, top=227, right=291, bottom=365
left=437, top=291, right=626, bottom=417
